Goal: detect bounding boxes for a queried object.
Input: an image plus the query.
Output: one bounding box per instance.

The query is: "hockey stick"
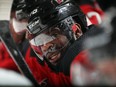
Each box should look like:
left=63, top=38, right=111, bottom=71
left=0, top=21, right=41, bottom=87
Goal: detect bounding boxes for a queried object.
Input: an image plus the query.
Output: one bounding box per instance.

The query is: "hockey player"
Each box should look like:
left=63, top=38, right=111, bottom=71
left=24, top=0, right=102, bottom=86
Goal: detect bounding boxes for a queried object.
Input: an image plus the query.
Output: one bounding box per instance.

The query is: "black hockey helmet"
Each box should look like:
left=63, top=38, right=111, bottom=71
left=27, top=0, right=87, bottom=35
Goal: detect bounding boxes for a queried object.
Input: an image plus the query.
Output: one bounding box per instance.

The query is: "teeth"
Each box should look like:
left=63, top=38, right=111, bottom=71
left=51, top=55, right=57, bottom=60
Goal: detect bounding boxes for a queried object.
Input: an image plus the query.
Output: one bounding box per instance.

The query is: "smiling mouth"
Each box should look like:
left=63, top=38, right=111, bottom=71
left=51, top=53, right=59, bottom=59
left=47, top=52, right=61, bottom=64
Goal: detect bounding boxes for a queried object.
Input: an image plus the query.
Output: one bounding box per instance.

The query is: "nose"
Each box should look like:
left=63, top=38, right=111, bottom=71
left=41, top=43, right=54, bottom=52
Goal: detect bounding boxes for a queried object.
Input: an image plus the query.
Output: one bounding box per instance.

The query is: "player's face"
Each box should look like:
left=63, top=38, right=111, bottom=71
left=29, top=17, right=83, bottom=65
left=30, top=27, right=70, bottom=65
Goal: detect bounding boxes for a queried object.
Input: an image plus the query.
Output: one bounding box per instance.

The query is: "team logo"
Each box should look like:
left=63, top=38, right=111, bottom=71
left=54, top=0, right=64, bottom=4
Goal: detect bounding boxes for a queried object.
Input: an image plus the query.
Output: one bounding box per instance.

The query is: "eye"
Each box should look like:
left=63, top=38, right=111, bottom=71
left=52, top=33, right=59, bottom=37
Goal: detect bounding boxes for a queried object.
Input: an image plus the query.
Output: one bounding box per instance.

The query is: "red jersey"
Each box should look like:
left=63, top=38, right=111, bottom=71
left=80, top=4, right=104, bottom=25
left=0, top=42, right=19, bottom=72
left=25, top=47, right=72, bottom=87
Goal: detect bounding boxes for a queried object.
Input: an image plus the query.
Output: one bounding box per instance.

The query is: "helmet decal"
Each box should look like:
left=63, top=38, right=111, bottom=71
left=54, top=0, right=64, bottom=4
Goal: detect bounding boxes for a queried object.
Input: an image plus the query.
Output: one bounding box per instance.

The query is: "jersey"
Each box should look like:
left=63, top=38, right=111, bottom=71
left=79, top=1, right=104, bottom=25
left=25, top=46, right=72, bottom=87
left=0, top=42, right=19, bottom=72
left=70, top=50, right=95, bottom=86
